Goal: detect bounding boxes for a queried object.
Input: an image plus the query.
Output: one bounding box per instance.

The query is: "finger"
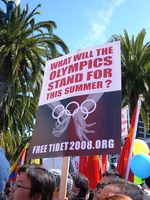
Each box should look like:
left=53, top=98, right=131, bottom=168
left=86, top=122, right=96, bottom=127
left=75, top=126, right=84, bottom=141
left=82, top=131, right=90, bottom=141
left=82, top=127, right=95, bottom=134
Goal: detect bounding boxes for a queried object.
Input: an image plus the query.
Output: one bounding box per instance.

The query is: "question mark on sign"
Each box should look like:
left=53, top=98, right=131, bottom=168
left=105, top=80, right=112, bottom=88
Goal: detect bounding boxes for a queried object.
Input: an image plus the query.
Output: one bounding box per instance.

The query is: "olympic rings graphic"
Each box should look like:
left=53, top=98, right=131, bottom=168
left=52, top=99, right=97, bottom=124
left=52, top=105, right=65, bottom=124
left=65, top=101, right=80, bottom=116
left=80, top=99, right=96, bottom=119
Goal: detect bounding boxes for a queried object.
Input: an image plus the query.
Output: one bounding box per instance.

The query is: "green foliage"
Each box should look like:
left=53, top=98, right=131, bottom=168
left=0, top=132, right=31, bottom=164
left=112, top=29, right=150, bottom=130
left=0, top=4, right=69, bottom=159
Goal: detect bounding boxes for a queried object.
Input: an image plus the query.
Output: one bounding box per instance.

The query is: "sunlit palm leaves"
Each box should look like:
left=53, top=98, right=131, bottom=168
left=112, top=29, right=150, bottom=114
left=111, top=29, right=150, bottom=131
left=0, top=4, right=69, bottom=156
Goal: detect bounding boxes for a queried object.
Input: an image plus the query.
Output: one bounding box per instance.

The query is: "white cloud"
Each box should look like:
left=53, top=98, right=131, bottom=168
left=76, top=0, right=126, bottom=49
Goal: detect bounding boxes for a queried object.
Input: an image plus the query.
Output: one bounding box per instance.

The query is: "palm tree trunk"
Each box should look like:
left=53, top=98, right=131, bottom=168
left=0, top=81, right=8, bottom=131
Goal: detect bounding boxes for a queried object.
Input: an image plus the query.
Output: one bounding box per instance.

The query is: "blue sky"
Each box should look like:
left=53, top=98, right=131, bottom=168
left=1, top=0, right=150, bottom=52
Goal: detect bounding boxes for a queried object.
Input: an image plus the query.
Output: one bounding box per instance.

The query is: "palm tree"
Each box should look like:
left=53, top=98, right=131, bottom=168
left=0, top=4, right=69, bottom=156
left=112, top=29, right=150, bottom=115
left=1, top=130, right=31, bottom=163
left=111, top=29, right=150, bottom=131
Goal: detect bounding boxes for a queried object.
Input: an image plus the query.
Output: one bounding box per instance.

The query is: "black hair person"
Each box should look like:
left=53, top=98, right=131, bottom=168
left=16, top=164, right=55, bottom=200
left=72, top=174, right=89, bottom=200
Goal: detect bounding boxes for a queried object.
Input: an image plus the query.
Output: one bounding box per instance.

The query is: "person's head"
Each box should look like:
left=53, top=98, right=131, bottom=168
left=94, top=171, right=122, bottom=199
left=145, top=176, right=150, bottom=188
left=72, top=174, right=89, bottom=199
left=99, top=179, right=144, bottom=200
left=94, top=182, right=105, bottom=200
left=101, top=194, right=133, bottom=200
left=49, top=169, right=74, bottom=200
left=99, top=184, right=120, bottom=199
left=13, top=164, right=55, bottom=200
left=100, top=171, right=122, bottom=187
left=0, top=147, right=10, bottom=197
left=88, top=189, right=94, bottom=200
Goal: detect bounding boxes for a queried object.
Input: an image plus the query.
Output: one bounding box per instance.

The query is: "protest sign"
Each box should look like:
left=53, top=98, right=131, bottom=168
left=121, top=105, right=130, bottom=138
left=28, top=41, right=121, bottom=158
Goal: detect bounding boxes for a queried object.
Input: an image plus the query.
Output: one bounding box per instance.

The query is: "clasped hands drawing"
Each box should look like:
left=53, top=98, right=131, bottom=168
left=47, top=93, right=103, bottom=141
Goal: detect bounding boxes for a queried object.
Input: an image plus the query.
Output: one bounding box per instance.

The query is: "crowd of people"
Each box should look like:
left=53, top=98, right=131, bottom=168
left=0, top=147, right=150, bottom=200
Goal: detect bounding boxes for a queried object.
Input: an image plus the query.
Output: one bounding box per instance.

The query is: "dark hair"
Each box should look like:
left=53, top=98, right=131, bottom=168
left=17, top=164, right=55, bottom=200
left=102, top=171, right=122, bottom=178
left=88, top=189, right=94, bottom=200
left=73, top=174, right=89, bottom=199
left=4, top=181, right=11, bottom=195
left=96, top=182, right=108, bottom=190
left=105, top=179, right=144, bottom=200
left=145, top=176, right=150, bottom=188
left=96, top=171, right=122, bottom=190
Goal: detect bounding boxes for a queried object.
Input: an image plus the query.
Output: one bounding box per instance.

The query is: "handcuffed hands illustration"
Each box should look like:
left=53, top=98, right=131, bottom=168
left=48, top=93, right=104, bottom=141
